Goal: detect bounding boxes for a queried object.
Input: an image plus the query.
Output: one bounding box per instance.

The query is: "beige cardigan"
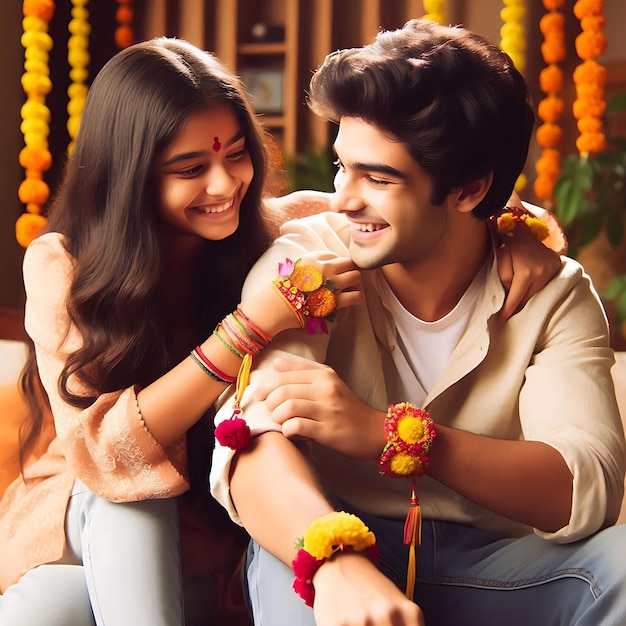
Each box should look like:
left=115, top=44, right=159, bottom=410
left=0, top=233, right=188, bottom=592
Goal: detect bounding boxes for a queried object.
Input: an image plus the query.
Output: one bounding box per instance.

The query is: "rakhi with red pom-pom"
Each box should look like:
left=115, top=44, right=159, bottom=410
left=291, top=511, right=378, bottom=607
left=378, top=402, right=436, bottom=601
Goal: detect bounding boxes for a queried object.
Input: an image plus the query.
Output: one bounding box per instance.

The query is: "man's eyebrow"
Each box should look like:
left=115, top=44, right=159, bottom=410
left=162, top=129, right=246, bottom=166
left=352, top=161, right=408, bottom=180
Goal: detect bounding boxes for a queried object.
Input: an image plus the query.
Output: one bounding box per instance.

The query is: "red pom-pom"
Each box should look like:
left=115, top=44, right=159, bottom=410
left=292, top=577, right=316, bottom=608
left=215, top=416, right=251, bottom=450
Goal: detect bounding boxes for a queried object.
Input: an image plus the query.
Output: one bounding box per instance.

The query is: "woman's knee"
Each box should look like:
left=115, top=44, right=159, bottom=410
left=0, top=565, right=94, bottom=626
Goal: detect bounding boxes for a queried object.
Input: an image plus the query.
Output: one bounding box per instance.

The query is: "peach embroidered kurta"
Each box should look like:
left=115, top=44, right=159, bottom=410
left=0, top=233, right=189, bottom=592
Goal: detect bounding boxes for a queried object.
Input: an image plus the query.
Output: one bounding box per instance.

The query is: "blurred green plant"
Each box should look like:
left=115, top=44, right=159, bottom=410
left=286, top=145, right=336, bottom=192
left=554, top=92, right=626, bottom=324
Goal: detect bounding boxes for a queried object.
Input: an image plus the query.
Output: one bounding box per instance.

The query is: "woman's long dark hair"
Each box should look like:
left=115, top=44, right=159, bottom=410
left=19, top=38, right=274, bottom=512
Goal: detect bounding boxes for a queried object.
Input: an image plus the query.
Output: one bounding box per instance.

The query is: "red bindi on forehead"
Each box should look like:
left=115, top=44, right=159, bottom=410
left=212, top=136, right=221, bottom=152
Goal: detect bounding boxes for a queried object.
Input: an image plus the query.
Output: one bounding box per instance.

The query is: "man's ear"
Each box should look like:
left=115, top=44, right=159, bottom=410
left=453, top=171, right=494, bottom=214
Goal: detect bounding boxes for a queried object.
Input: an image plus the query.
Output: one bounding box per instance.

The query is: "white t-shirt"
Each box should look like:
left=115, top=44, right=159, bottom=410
left=381, top=263, right=487, bottom=405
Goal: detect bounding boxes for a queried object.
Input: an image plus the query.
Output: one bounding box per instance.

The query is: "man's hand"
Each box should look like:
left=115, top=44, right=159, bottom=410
left=256, top=357, right=385, bottom=460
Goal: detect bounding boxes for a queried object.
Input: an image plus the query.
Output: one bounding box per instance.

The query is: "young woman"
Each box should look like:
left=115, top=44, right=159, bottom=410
left=0, top=38, right=361, bottom=625
left=0, top=36, right=561, bottom=626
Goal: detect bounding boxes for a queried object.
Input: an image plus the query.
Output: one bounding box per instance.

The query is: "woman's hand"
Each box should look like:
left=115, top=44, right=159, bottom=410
left=312, top=552, right=425, bottom=626
left=496, top=221, right=562, bottom=322
left=256, top=357, right=385, bottom=460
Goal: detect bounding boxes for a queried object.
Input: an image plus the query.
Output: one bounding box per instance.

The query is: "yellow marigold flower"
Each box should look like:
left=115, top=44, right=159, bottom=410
left=390, top=452, right=422, bottom=476
left=523, top=216, right=550, bottom=241
left=303, top=512, right=376, bottom=561
left=496, top=213, right=516, bottom=234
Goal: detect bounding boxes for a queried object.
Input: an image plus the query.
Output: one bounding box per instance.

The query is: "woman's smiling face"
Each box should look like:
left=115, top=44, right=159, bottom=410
left=156, top=104, right=254, bottom=244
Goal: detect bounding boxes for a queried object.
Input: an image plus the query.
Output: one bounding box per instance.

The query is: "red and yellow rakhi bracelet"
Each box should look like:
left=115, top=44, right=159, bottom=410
left=378, top=402, right=437, bottom=601
left=490, top=206, right=550, bottom=242
left=292, top=511, right=379, bottom=607
left=273, top=258, right=337, bottom=334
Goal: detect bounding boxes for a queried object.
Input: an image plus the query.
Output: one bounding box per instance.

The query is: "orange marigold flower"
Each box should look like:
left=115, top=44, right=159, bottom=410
left=15, top=213, right=47, bottom=248
left=305, top=287, right=337, bottom=318
left=576, top=131, right=607, bottom=154
left=573, top=59, right=607, bottom=85
left=575, top=30, right=608, bottom=61
left=116, top=5, right=134, bottom=23
left=537, top=95, right=565, bottom=123
left=18, top=177, right=49, bottom=205
left=573, top=98, right=606, bottom=120
left=539, top=12, right=565, bottom=36
left=536, top=123, right=563, bottom=149
left=540, top=39, right=567, bottom=64
left=23, top=0, right=55, bottom=21
left=576, top=82, right=604, bottom=101
left=18, top=146, right=52, bottom=171
left=533, top=173, right=557, bottom=201
left=573, top=0, right=603, bottom=20
left=539, top=65, right=564, bottom=93
left=290, top=264, right=324, bottom=292
left=581, top=15, right=606, bottom=31
left=115, top=25, right=133, bottom=49
left=577, top=116, right=603, bottom=133
left=536, top=149, right=561, bottom=175
left=542, top=0, right=564, bottom=10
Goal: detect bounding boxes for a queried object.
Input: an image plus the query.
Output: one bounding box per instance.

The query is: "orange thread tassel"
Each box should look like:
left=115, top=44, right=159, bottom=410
left=403, top=479, right=421, bottom=601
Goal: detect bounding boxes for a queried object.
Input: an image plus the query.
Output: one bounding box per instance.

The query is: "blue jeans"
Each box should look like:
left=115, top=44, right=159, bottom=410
left=245, top=515, right=626, bottom=626
left=0, top=481, right=183, bottom=626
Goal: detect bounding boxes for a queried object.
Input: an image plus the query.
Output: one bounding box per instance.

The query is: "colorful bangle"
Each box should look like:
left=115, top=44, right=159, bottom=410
left=190, top=345, right=236, bottom=385
left=490, top=206, right=550, bottom=242
left=273, top=258, right=337, bottom=334
left=291, top=511, right=378, bottom=607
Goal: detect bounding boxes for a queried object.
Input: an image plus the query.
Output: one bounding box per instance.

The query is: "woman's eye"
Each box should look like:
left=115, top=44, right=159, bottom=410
left=178, top=164, right=203, bottom=176
left=227, top=147, right=248, bottom=161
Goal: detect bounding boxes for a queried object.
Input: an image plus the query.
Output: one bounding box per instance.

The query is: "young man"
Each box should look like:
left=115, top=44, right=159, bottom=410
left=211, top=20, right=626, bottom=626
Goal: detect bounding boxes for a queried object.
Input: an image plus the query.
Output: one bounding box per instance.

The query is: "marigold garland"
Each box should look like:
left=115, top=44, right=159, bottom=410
left=67, top=0, right=90, bottom=154
left=17, top=0, right=55, bottom=248
left=422, top=0, right=447, bottom=25
left=572, top=0, right=608, bottom=156
left=534, top=0, right=566, bottom=207
left=115, top=0, right=134, bottom=49
left=500, top=0, right=527, bottom=192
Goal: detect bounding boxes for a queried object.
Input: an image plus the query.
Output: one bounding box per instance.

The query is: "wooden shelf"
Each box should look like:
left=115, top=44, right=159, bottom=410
left=238, top=41, right=288, bottom=56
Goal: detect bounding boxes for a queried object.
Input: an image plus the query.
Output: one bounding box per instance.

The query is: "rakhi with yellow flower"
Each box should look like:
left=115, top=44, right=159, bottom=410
left=17, top=0, right=55, bottom=249
left=500, top=0, right=527, bottom=193
left=572, top=0, right=608, bottom=157
left=534, top=0, right=566, bottom=207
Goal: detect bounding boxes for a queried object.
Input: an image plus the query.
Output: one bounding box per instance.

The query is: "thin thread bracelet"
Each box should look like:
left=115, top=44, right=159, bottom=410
left=213, top=324, right=246, bottom=358
left=193, top=345, right=236, bottom=384
left=189, top=349, right=232, bottom=385
left=235, top=307, right=272, bottom=344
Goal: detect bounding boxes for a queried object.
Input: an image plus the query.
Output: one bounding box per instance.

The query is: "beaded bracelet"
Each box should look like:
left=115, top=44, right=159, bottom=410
left=377, top=402, right=436, bottom=601
left=273, top=258, right=337, bottom=334
left=291, top=511, right=378, bottom=607
left=490, top=206, right=550, bottom=242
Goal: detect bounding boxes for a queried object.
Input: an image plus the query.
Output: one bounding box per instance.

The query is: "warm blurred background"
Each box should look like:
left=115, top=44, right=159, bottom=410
left=2, top=0, right=626, bottom=345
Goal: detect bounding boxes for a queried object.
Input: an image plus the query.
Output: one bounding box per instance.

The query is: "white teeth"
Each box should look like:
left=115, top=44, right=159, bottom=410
left=355, top=223, right=383, bottom=232
left=200, top=199, right=232, bottom=214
